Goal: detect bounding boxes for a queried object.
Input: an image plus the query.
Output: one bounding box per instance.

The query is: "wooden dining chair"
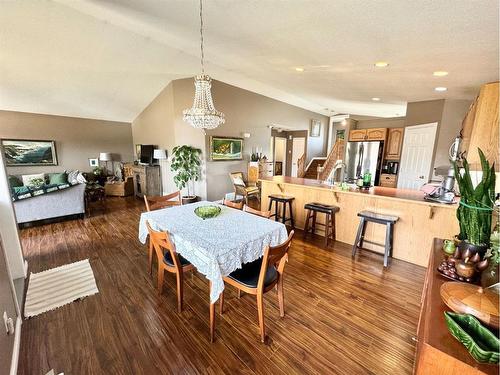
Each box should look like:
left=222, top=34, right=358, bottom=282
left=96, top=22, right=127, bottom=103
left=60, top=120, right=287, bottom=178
left=146, top=221, right=194, bottom=312
left=144, top=191, right=182, bottom=274
left=243, top=204, right=271, bottom=219
left=143, top=191, right=182, bottom=212
left=213, top=230, right=295, bottom=343
left=222, top=199, right=244, bottom=210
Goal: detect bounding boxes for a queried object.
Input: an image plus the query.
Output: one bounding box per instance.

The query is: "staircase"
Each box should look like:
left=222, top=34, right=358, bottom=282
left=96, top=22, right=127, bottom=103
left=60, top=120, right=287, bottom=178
left=302, top=139, right=345, bottom=180
left=303, top=158, right=326, bottom=179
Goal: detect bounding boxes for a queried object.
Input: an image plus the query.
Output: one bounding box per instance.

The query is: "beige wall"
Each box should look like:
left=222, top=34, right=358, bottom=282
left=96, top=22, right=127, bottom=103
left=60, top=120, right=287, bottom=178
left=356, top=117, right=406, bottom=129
left=132, top=78, right=329, bottom=201
left=0, top=110, right=133, bottom=175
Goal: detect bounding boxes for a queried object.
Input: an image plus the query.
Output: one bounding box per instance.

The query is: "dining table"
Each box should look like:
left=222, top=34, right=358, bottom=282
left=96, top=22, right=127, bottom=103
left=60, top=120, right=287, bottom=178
left=138, top=201, right=289, bottom=340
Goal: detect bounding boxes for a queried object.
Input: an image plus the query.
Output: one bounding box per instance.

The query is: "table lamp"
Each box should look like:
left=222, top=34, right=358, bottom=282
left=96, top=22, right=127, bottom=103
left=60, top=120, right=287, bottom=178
left=99, top=152, right=112, bottom=175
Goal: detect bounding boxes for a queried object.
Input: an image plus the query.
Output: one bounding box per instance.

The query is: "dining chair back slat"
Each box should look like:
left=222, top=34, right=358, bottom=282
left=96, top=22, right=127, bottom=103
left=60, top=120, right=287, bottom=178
left=222, top=199, right=244, bottom=210
left=243, top=204, right=271, bottom=218
left=144, top=191, right=182, bottom=212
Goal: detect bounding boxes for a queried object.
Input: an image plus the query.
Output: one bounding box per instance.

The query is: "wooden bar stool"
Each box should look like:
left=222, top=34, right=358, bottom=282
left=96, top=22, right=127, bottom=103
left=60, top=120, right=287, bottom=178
left=351, top=210, right=399, bottom=267
left=268, top=194, right=295, bottom=228
left=303, top=202, right=339, bottom=247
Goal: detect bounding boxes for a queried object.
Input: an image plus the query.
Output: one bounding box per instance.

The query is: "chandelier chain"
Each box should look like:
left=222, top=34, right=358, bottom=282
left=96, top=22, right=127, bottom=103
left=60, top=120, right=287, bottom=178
left=199, top=0, right=204, bottom=74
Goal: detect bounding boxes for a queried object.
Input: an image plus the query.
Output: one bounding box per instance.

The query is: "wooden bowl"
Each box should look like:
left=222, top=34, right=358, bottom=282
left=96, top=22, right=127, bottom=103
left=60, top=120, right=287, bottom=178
left=440, top=282, right=499, bottom=329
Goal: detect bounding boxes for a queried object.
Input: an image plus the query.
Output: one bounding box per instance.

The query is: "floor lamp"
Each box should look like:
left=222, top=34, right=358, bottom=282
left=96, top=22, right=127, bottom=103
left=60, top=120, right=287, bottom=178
left=153, top=149, right=167, bottom=195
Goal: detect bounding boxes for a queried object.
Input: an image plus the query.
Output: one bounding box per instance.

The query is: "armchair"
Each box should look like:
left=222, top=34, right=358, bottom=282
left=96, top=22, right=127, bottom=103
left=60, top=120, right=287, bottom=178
left=229, top=172, right=260, bottom=205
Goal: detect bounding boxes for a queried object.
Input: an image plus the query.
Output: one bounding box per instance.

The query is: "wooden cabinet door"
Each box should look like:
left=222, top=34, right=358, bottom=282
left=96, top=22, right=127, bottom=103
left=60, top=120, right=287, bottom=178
left=348, top=129, right=367, bottom=141
left=366, top=128, right=387, bottom=141
left=386, top=128, right=404, bottom=159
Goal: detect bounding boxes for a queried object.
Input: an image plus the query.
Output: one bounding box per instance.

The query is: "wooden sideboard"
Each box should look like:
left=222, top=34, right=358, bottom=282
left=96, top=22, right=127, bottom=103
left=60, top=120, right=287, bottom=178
left=414, top=239, right=498, bottom=375
left=125, top=163, right=161, bottom=198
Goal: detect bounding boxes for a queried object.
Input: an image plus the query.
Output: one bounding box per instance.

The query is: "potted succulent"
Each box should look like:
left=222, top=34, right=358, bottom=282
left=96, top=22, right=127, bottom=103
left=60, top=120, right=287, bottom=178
left=453, top=148, right=496, bottom=257
left=170, top=145, right=202, bottom=205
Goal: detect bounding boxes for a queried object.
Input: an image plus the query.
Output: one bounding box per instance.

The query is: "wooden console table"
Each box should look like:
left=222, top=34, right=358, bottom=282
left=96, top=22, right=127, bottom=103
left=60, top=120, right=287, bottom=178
left=414, top=239, right=498, bottom=375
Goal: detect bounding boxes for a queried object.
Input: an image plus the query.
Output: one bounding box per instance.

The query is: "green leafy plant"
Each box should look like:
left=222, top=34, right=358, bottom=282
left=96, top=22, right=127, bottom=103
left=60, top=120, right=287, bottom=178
left=453, top=148, right=496, bottom=246
left=92, top=166, right=104, bottom=176
left=170, top=145, right=202, bottom=197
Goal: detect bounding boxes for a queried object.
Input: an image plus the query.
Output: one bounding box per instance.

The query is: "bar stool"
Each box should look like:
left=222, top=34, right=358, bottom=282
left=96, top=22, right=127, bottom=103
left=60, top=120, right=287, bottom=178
left=303, top=202, right=339, bottom=247
left=351, top=210, right=399, bottom=267
left=268, top=194, right=295, bottom=228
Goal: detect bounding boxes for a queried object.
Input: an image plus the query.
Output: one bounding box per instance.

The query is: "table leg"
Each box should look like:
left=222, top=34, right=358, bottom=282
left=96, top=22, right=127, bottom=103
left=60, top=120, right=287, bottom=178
left=209, top=281, right=215, bottom=343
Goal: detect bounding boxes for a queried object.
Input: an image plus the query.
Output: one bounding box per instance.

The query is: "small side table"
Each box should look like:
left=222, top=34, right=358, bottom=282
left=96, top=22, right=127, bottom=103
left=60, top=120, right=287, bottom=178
left=85, top=184, right=106, bottom=216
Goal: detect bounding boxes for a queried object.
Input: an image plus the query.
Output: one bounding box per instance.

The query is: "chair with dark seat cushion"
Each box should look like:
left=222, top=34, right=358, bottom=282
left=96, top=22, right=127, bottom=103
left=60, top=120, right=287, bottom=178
left=146, top=221, right=194, bottom=312
left=216, top=230, right=295, bottom=343
left=226, top=258, right=278, bottom=288
left=352, top=210, right=399, bottom=267
left=304, top=202, right=340, bottom=247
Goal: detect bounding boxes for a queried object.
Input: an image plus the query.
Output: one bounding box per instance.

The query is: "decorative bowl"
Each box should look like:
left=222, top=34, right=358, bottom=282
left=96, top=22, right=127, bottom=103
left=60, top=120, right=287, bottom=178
left=444, top=312, right=500, bottom=364
left=194, top=205, right=221, bottom=220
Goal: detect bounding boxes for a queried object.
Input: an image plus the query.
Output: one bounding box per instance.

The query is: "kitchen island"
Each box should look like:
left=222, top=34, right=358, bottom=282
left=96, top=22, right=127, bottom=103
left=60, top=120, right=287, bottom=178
left=260, top=176, right=459, bottom=267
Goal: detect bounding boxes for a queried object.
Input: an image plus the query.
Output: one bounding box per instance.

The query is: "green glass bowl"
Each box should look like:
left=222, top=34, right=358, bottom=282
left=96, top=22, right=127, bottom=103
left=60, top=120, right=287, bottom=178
left=444, top=311, right=500, bottom=364
left=194, top=205, right=221, bottom=220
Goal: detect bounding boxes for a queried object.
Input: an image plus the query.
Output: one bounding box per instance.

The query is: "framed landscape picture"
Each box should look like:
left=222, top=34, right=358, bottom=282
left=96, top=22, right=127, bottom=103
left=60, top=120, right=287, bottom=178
left=210, top=136, right=243, bottom=161
left=1, top=139, right=58, bottom=166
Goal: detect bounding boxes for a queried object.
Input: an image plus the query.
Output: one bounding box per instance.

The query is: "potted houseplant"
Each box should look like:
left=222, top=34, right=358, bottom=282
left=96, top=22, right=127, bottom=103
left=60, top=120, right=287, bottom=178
left=453, top=148, right=496, bottom=257
left=170, top=145, right=202, bottom=205
left=481, top=228, right=500, bottom=288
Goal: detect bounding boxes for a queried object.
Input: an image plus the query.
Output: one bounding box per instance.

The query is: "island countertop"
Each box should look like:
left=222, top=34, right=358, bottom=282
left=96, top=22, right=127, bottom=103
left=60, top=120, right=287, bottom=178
left=259, top=176, right=459, bottom=266
left=259, top=176, right=457, bottom=209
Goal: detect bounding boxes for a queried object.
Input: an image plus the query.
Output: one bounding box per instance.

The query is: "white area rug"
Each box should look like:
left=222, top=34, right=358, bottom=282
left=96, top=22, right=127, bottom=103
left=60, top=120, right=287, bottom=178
left=24, top=259, right=98, bottom=318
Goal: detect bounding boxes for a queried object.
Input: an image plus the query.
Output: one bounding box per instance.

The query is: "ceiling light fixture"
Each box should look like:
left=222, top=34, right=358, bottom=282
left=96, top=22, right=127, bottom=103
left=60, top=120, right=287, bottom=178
left=435, top=87, right=448, bottom=92
left=295, top=67, right=305, bottom=72
left=433, top=71, right=449, bottom=77
left=374, top=61, right=389, bottom=68
left=183, top=0, right=225, bottom=130
left=371, top=97, right=381, bottom=101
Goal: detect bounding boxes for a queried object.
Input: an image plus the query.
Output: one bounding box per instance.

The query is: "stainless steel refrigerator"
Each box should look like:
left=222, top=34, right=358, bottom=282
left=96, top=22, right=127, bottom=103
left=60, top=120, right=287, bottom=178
left=344, top=141, right=384, bottom=186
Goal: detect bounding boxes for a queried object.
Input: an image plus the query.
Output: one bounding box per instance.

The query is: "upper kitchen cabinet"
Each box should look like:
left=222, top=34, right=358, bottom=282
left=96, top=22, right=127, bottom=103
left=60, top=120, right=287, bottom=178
left=461, top=81, right=499, bottom=171
left=348, top=129, right=367, bottom=141
left=348, top=128, right=387, bottom=141
left=366, top=128, right=387, bottom=141
left=385, top=128, right=404, bottom=159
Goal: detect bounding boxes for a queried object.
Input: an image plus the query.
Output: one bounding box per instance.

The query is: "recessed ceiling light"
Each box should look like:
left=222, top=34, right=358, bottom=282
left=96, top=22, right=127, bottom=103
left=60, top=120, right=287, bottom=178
left=371, top=97, right=381, bottom=101
left=295, top=67, right=305, bottom=72
left=435, top=87, right=447, bottom=92
left=433, top=71, right=449, bottom=77
left=374, top=61, right=389, bottom=68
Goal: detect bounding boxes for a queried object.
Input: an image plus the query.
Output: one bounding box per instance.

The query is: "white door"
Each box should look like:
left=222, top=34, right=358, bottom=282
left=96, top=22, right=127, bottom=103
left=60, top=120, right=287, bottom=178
left=291, top=137, right=306, bottom=177
left=397, top=123, right=438, bottom=190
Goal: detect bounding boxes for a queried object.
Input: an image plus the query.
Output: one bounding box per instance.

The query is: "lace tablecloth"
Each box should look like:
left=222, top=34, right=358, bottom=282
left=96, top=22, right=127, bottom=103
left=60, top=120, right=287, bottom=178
left=138, top=201, right=288, bottom=302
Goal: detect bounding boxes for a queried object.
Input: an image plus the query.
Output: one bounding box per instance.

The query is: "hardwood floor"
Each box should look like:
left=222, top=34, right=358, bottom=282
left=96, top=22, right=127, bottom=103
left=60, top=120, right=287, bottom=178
left=18, top=197, right=425, bottom=375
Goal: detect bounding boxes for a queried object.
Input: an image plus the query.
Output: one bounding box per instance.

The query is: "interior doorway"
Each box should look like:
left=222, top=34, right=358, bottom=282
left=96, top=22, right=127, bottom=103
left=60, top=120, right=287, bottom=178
left=398, top=122, right=438, bottom=190
left=273, top=137, right=287, bottom=176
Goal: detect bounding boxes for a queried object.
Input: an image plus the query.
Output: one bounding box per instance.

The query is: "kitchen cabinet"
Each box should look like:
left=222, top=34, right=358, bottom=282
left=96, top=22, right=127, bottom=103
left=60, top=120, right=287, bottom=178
left=385, top=128, right=404, bottom=159
left=348, top=129, right=367, bottom=141
left=348, top=128, right=387, bottom=141
left=461, top=82, right=498, bottom=171
left=366, top=128, right=387, bottom=141
left=379, top=173, right=397, bottom=188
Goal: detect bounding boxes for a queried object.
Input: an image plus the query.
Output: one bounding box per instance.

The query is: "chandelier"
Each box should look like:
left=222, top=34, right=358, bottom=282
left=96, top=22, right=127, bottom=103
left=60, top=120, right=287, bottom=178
left=183, top=0, right=225, bottom=130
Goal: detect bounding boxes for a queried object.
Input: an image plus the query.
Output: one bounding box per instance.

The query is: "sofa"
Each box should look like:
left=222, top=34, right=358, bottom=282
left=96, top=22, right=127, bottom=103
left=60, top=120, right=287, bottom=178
left=9, top=172, right=86, bottom=225
left=13, top=183, right=86, bottom=224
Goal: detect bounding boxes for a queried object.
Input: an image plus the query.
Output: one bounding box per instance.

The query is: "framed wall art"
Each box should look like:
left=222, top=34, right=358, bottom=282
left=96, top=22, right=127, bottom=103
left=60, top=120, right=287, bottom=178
left=1, top=139, right=58, bottom=166
left=210, top=136, right=243, bottom=161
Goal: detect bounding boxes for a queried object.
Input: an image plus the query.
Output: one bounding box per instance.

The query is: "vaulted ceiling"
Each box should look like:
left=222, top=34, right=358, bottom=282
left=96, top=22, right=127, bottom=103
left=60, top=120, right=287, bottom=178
left=0, top=0, right=498, bottom=122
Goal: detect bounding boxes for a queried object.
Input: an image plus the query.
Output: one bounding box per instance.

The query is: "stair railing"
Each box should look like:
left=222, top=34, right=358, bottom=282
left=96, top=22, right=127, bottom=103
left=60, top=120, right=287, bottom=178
left=318, top=139, right=345, bottom=181
left=297, top=153, right=306, bottom=178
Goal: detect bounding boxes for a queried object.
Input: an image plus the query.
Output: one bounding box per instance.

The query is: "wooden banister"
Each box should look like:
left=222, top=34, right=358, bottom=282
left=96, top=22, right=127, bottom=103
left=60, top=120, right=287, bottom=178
left=318, top=139, right=345, bottom=181
left=297, top=153, right=306, bottom=178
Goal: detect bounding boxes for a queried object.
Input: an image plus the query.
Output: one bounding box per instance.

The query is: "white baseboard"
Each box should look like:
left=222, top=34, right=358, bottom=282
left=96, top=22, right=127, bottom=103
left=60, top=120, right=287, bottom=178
left=9, top=316, right=22, bottom=375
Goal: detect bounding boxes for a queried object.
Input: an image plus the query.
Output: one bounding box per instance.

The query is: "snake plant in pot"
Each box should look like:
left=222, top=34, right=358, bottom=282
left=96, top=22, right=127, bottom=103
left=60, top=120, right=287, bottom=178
left=453, top=148, right=496, bottom=257
left=170, top=145, right=202, bottom=205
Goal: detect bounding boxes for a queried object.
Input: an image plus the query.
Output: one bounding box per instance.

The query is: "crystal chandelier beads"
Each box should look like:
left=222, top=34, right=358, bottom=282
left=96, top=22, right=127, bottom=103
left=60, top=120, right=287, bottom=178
left=183, top=74, right=225, bottom=129
left=183, top=0, right=225, bottom=130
